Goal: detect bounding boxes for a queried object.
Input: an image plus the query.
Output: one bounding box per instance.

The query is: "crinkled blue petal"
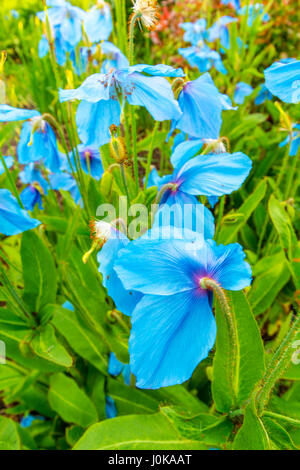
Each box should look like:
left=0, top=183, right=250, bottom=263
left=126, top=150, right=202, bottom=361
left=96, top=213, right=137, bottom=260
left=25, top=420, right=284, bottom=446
left=264, top=59, right=300, bottom=104
left=0, top=105, right=40, bottom=122
left=0, top=189, right=41, bottom=235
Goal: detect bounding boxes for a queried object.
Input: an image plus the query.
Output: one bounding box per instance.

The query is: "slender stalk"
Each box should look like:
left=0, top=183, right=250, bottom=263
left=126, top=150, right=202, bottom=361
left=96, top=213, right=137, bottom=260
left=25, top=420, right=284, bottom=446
left=255, top=314, right=300, bottom=415
left=200, top=277, right=238, bottom=407
left=277, top=136, right=292, bottom=189
left=216, top=196, right=226, bottom=239
left=0, top=153, right=24, bottom=208
left=144, top=121, right=159, bottom=189
left=130, top=106, right=139, bottom=192
left=128, top=13, right=141, bottom=65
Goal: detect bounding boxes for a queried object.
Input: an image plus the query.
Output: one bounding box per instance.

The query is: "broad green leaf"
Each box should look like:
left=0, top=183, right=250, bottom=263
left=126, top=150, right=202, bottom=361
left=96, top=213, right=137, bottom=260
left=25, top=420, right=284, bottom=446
left=0, top=364, right=23, bottom=389
left=73, top=411, right=206, bottom=450
left=30, top=324, right=73, bottom=368
left=150, top=385, right=209, bottom=414
left=233, top=404, right=270, bottom=450
left=248, top=252, right=290, bottom=315
left=38, top=215, right=89, bottom=236
left=213, top=291, right=265, bottom=413
left=21, top=231, right=57, bottom=313
left=107, top=379, right=160, bottom=415
left=218, top=179, right=267, bottom=244
left=51, top=305, right=108, bottom=374
left=0, top=416, right=20, bottom=450
left=48, top=373, right=98, bottom=428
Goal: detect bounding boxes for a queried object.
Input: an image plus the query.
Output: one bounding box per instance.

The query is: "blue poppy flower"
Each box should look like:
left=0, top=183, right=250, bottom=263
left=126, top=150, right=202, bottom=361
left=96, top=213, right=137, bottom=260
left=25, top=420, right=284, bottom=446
left=106, top=396, right=117, bottom=419
left=254, top=83, right=273, bottom=105
left=0, top=189, right=41, bottom=236
left=108, top=352, right=131, bottom=386
left=100, top=42, right=129, bottom=74
left=97, top=223, right=143, bottom=316
left=238, top=3, right=270, bottom=26
left=70, top=45, right=97, bottom=76
left=59, top=64, right=184, bottom=147
left=0, top=156, right=14, bottom=175
left=19, top=163, right=49, bottom=195
left=148, top=151, right=252, bottom=207
left=38, top=26, right=73, bottom=66
left=234, top=82, right=254, bottom=104
left=178, top=45, right=227, bottom=75
left=0, top=106, right=61, bottom=172
left=84, top=1, right=113, bottom=43
left=207, top=16, right=237, bottom=50
left=180, top=19, right=207, bottom=46
left=68, top=144, right=104, bottom=180
left=279, top=124, right=300, bottom=157
left=168, top=73, right=235, bottom=141
left=20, top=186, right=43, bottom=211
left=114, top=236, right=252, bottom=389
left=264, top=58, right=300, bottom=104
left=37, top=0, right=85, bottom=48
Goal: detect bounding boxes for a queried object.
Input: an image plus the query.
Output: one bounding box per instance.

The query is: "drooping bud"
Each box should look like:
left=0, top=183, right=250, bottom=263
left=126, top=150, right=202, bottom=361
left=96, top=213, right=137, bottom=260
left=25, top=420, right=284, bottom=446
left=109, top=127, right=128, bottom=164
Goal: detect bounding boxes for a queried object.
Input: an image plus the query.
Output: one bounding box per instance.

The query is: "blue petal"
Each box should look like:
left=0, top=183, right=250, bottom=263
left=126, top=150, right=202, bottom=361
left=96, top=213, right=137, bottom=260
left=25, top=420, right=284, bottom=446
left=0, top=189, right=41, bottom=236
left=171, top=138, right=203, bottom=168
left=38, top=36, right=50, bottom=58
left=129, top=290, right=216, bottom=389
left=177, top=152, right=252, bottom=196
left=75, top=100, right=121, bottom=147
left=123, top=73, right=182, bottom=121
left=108, top=352, right=124, bottom=377
left=264, top=59, right=300, bottom=104
left=205, top=240, right=252, bottom=290
left=0, top=156, right=14, bottom=175
left=59, top=73, right=110, bottom=103
left=0, top=105, right=40, bottom=122
left=19, top=164, right=49, bottom=195
left=174, top=73, right=226, bottom=139
left=115, top=238, right=204, bottom=296
left=105, top=396, right=117, bottom=419
left=234, top=82, right=254, bottom=104
left=98, top=234, right=142, bottom=316
left=128, top=64, right=185, bottom=78
left=84, top=5, right=113, bottom=42
left=20, top=186, right=43, bottom=211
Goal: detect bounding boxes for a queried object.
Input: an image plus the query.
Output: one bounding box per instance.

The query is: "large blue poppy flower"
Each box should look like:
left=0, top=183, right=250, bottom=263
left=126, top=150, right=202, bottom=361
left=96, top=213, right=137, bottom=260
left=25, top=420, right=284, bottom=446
left=149, top=151, right=252, bottom=206
left=178, top=45, right=227, bottom=75
left=168, top=73, right=235, bottom=141
left=20, top=186, right=43, bottom=211
left=264, top=59, right=300, bottom=104
left=59, top=64, right=184, bottom=147
left=84, top=1, right=113, bottom=43
left=114, top=236, right=252, bottom=389
left=207, top=16, right=237, bottom=50
left=0, top=189, right=41, bottom=236
left=180, top=19, right=207, bottom=46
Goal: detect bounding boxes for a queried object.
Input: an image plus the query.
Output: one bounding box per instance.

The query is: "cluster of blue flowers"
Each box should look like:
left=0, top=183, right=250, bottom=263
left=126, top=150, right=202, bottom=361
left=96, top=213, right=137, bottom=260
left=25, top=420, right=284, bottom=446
left=1, top=0, right=299, bottom=395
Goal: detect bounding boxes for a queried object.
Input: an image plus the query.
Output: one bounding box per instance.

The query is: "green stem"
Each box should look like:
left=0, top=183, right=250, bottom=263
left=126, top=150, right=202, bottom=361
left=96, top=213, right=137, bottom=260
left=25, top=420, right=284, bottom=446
left=285, top=145, right=300, bottom=199
left=144, top=121, right=159, bottom=189
left=130, top=106, right=139, bottom=192
left=255, top=314, right=300, bottom=415
left=0, top=153, right=24, bottom=208
left=200, top=277, right=238, bottom=407
left=128, top=13, right=141, bottom=65
left=277, top=137, right=292, bottom=189
left=216, top=196, right=226, bottom=239
left=120, top=164, right=131, bottom=204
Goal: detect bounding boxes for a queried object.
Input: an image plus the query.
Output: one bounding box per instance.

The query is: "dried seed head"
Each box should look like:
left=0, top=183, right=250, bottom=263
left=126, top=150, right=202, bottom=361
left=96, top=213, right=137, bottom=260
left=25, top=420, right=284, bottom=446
left=132, top=0, right=160, bottom=30
left=89, top=219, right=112, bottom=242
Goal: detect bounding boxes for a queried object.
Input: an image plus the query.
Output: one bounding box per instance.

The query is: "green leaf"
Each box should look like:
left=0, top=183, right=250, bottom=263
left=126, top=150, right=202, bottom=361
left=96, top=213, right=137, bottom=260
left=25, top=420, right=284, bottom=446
left=30, top=324, right=73, bottom=368
left=268, top=195, right=297, bottom=260
left=0, top=416, right=20, bottom=450
left=21, top=231, right=57, bottom=313
left=51, top=305, right=108, bottom=374
left=107, top=379, right=160, bottom=415
left=233, top=404, right=270, bottom=450
left=218, top=179, right=267, bottom=244
left=212, top=291, right=265, bottom=413
left=248, top=252, right=291, bottom=315
left=48, top=373, right=98, bottom=428
left=73, top=411, right=206, bottom=450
